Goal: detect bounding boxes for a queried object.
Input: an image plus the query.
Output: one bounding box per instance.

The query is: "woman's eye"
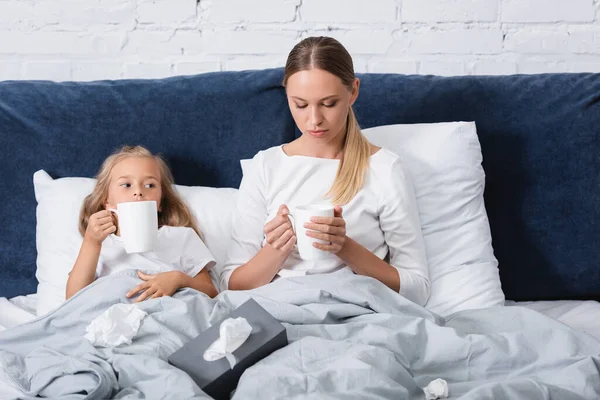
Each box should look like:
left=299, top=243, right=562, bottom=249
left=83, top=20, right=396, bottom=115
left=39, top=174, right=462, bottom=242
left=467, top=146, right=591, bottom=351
left=323, top=102, right=337, bottom=108
left=295, top=104, right=308, bottom=109
left=120, top=183, right=131, bottom=188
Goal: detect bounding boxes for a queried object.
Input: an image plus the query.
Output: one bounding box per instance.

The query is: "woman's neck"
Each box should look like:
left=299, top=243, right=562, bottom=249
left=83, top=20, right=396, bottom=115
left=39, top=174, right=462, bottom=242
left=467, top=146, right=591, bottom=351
left=289, top=134, right=345, bottom=159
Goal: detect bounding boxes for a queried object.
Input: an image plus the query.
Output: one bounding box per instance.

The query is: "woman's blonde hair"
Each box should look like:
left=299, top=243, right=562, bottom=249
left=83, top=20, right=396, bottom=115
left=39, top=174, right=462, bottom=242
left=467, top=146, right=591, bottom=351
left=282, top=36, right=371, bottom=205
left=79, top=145, right=202, bottom=239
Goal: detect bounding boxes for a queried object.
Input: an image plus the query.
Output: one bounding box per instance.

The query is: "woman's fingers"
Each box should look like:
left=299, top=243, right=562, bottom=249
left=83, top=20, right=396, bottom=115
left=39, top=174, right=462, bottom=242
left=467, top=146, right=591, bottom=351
left=280, top=231, right=297, bottom=252
left=303, top=222, right=345, bottom=236
left=271, top=228, right=295, bottom=250
left=312, top=241, right=343, bottom=253
left=305, top=230, right=345, bottom=244
left=265, top=220, right=293, bottom=245
left=264, top=213, right=290, bottom=235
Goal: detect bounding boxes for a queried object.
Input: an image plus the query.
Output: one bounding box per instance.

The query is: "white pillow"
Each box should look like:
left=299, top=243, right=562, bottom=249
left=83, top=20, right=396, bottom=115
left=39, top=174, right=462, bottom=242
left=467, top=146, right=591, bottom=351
left=362, top=121, right=504, bottom=316
left=33, top=170, right=237, bottom=316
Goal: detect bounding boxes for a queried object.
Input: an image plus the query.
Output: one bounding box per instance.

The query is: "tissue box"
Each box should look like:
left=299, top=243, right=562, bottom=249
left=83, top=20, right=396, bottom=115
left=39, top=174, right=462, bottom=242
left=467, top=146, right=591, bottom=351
left=168, top=298, right=288, bottom=400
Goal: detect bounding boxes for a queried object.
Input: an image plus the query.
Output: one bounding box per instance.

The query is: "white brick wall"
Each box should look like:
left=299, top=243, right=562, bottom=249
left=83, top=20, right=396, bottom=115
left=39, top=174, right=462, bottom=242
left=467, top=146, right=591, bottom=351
left=1, top=0, right=599, bottom=81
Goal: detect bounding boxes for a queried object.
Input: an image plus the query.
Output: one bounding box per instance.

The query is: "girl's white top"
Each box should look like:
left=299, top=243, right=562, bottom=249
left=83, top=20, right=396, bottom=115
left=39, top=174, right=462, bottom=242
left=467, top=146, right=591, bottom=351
left=97, top=226, right=215, bottom=279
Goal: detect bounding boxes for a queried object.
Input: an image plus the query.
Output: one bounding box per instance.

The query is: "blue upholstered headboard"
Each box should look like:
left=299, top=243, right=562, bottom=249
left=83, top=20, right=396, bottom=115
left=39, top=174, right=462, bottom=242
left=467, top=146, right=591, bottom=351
left=1, top=69, right=599, bottom=301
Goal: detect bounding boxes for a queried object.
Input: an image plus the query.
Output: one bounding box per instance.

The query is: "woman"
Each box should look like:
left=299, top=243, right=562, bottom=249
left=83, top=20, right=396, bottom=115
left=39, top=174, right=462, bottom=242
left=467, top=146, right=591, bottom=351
left=222, top=36, right=430, bottom=306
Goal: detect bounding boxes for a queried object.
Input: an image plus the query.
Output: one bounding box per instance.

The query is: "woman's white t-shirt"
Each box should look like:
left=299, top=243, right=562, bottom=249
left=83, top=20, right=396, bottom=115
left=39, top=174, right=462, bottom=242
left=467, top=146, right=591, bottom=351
left=222, top=146, right=430, bottom=306
left=96, top=225, right=215, bottom=279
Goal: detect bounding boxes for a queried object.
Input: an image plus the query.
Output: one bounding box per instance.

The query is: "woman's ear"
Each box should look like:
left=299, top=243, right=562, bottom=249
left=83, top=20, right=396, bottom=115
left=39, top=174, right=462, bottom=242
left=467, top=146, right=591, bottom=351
left=349, top=77, right=360, bottom=106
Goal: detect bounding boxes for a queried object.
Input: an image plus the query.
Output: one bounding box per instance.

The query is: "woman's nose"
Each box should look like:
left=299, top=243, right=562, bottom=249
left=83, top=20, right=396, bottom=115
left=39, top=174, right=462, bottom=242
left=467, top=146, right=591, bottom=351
left=310, top=107, right=323, bottom=126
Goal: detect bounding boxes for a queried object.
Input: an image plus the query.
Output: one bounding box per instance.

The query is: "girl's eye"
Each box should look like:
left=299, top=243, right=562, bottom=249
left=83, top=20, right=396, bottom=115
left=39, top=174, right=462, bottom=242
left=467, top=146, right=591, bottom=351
left=323, top=102, right=337, bottom=108
left=145, top=183, right=155, bottom=189
left=120, top=183, right=131, bottom=188
left=295, top=104, right=308, bottom=109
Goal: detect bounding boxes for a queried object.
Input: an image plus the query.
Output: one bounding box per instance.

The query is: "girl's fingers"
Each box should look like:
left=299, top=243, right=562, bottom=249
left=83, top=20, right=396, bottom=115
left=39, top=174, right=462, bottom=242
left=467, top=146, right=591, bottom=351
left=100, top=221, right=115, bottom=231
left=126, top=282, right=150, bottom=298
left=134, top=288, right=156, bottom=303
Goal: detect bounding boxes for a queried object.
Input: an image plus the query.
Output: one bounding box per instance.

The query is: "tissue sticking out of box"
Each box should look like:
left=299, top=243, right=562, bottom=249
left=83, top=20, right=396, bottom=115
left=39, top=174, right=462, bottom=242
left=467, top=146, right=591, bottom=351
left=203, top=317, right=253, bottom=369
left=84, top=303, right=148, bottom=347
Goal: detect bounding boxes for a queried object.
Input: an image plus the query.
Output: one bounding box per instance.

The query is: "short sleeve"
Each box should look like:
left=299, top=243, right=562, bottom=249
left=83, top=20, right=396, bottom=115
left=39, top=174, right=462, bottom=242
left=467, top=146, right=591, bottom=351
left=221, top=152, right=269, bottom=290
left=379, top=159, right=431, bottom=306
left=180, top=228, right=216, bottom=278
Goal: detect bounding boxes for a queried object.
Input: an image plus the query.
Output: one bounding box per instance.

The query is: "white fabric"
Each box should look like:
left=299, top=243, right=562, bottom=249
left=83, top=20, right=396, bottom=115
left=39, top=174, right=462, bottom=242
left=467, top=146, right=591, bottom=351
left=33, top=170, right=232, bottom=316
left=223, top=146, right=430, bottom=306
left=203, top=317, right=253, bottom=369
left=363, top=122, right=504, bottom=316
left=0, top=296, right=37, bottom=332
left=423, top=378, right=449, bottom=400
left=507, top=300, right=600, bottom=340
left=84, top=303, right=148, bottom=347
left=96, top=226, right=214, bottom=279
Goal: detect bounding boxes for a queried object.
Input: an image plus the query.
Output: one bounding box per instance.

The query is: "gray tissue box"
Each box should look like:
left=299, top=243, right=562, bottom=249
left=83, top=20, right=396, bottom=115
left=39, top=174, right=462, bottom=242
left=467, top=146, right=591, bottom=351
left=168, top=298, right=288, bottom=400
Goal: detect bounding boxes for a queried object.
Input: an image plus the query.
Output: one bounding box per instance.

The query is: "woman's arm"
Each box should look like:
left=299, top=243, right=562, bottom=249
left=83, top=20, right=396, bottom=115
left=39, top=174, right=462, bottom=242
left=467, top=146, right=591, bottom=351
left=337, top=234, right=401, bottom=292
left=228, top=205, right=295, bottom=290
left=306, top=207, right=401, bottom=292
left=306, top=159, right=430, bottom=305
left=222, top=155, right=296, bottom=290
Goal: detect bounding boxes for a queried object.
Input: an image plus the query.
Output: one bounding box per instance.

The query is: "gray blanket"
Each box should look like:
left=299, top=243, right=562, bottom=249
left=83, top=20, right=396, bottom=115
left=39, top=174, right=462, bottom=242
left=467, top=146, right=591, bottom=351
left=1, top=269, right=599, bottom=399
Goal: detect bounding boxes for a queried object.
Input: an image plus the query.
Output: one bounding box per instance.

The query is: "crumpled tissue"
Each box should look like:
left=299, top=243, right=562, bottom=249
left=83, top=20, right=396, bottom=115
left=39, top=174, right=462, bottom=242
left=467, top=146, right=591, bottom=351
left=84, top=303, right=148, bottom=347
left=423, top=378, right=449, bottom=400
left=203, top=317, right=253, bottom=369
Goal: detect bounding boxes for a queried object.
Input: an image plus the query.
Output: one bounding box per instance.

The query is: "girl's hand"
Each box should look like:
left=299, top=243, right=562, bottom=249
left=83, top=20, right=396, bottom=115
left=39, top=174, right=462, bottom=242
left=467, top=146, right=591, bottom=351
left=304, top=206, right=347, bottom=254
left=126, top=270, right=185, bottom=303
left=85, top=210, right=116, bottom=245
left=264, top=204, right=296, bottom=253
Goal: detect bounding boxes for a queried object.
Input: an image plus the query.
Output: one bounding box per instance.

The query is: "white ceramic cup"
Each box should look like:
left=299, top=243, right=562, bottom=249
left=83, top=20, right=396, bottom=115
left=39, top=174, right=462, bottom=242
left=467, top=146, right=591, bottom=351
left=110, top=200, right=158, bottom=253
left=288, top=205, right=335, bottom=260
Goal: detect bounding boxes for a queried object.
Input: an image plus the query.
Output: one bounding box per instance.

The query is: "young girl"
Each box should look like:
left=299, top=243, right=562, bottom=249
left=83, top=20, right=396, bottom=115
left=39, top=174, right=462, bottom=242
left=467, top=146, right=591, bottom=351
left=66, top=145, right=218, bottom=301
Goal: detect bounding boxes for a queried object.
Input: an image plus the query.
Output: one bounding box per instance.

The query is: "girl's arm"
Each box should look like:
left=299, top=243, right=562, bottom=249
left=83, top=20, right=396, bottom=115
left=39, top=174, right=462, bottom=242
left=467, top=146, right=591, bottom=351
left=66, top=210, right=116, bottom=299
left=180, top=269, right=218, bottom=298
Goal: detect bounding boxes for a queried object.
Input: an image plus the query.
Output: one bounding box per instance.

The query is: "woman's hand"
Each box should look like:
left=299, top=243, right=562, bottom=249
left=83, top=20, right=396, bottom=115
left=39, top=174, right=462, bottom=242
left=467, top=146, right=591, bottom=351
left=85, top=210, right=116, bottom=245
left=264, top=204, right=296, bottom=253
left=304, top=206, right=347, bottom=254
left=126, top=270, right=185, bottom=303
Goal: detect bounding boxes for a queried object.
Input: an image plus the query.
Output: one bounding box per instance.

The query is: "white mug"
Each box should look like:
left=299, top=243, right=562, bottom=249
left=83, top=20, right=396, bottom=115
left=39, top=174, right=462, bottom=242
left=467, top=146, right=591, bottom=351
left=288, top=205, right=335, bottom=260
left=109, top=201, right=158, bottom=253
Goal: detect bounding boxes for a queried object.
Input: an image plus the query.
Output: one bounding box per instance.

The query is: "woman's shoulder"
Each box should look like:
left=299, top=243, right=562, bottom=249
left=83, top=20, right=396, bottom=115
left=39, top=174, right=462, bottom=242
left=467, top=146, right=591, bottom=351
left=248, top=145, right=285, bottom=166
left=370, top=146, right=403, bottom=168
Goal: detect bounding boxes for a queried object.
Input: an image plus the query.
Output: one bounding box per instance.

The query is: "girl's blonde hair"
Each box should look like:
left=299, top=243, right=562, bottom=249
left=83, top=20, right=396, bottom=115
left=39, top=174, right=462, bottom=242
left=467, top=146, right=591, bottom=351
left=79, top=145, right=203, bottom=239
left=282, top=36, right=371, bottom=205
